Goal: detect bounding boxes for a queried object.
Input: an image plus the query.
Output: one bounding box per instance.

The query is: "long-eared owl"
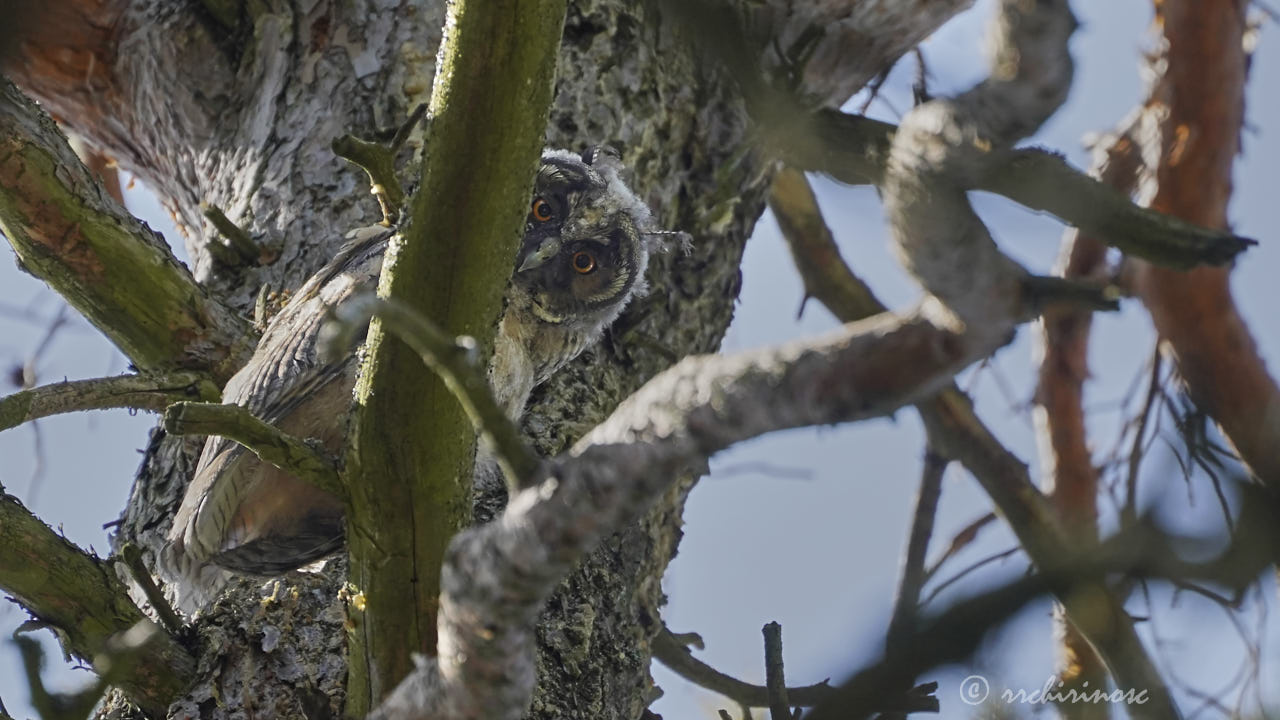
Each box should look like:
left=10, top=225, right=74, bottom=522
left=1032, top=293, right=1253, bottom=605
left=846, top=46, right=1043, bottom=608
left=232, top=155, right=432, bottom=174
left=161, top=147, right=660, bottom=614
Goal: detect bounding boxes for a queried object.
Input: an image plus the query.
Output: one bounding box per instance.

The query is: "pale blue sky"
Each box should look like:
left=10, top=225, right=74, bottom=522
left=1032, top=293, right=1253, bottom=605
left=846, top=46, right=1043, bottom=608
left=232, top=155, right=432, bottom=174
left=2, top=1, right=1277, bottom=718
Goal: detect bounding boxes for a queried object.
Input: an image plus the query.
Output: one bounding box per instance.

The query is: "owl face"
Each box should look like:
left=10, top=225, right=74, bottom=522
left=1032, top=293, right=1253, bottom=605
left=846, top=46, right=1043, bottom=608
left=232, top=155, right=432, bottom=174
left=511, top=149, right=653, bottom=331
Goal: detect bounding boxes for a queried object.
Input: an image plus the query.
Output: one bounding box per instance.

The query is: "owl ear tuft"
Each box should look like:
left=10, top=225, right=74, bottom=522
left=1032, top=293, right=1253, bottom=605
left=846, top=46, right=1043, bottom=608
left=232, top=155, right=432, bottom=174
left=582, top=145, right=622, bottom=168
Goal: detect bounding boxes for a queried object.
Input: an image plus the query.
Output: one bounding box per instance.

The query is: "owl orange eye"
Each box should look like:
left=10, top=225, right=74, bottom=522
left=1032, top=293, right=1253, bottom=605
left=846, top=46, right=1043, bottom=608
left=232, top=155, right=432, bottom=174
left=532, top=198, right=553, bottom=222
left=572, top=251, right=596, bottom=274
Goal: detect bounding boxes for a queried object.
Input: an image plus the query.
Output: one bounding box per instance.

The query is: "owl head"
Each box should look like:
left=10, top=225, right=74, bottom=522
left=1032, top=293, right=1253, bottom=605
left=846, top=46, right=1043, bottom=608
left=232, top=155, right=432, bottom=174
left=509, top=148, right=656, bottom=334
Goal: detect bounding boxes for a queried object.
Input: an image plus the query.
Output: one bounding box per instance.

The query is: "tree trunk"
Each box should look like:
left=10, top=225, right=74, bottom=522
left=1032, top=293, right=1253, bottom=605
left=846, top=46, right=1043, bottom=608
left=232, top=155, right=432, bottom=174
left=5, top=0, right=966, bottom=716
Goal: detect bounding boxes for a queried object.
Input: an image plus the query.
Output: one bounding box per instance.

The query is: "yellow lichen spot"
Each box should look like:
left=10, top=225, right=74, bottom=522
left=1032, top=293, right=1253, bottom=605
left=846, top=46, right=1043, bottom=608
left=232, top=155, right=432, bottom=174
left=261, top=579, right=284, bottom=607
left=1168, top=123, right=1192, bottom=167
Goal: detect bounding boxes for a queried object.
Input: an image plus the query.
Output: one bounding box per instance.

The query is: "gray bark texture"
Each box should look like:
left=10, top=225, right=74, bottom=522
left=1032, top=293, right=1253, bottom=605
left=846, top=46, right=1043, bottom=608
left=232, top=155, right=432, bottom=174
left=6, top=1, right=969, bottom=717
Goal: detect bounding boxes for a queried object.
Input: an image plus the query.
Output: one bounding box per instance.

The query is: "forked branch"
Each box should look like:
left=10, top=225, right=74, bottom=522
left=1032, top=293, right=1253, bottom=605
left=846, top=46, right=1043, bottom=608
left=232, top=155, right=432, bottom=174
left=0, top=80, right=255, bottom=384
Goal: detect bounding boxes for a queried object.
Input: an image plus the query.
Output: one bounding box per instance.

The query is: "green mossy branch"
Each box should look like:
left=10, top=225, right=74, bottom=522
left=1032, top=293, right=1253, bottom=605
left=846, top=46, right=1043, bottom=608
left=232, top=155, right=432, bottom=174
left=200, top=202, right=264, bottom=266
left=163, top=401, right=344, bottom=499
left=326, top=295, right=539, bottom=491
left=332, top=134, right=406, bottom=225
left=0, top=80, right=254, bottom=385
left=0, top=493, right=195, bottom=717
left=0, top=371, right=218, bottom=434
left=342, top=0, right=568, bottom=712
left=768, top=110, right=1254, bottom=269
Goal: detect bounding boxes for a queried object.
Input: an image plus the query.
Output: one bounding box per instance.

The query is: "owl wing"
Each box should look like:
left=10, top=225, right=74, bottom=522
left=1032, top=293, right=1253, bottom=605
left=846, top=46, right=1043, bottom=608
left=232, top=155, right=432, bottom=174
left=164, top=229, right=390, bottom=597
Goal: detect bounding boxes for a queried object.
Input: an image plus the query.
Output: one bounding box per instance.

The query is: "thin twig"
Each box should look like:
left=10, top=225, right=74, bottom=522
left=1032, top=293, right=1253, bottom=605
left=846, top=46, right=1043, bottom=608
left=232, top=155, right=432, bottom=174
left=762, top=622, right=791, bottom=720
left=117, top=542, right=183, bottom=635
left=14, top=633, right=106, bottom=720
left=921, top=547, right=1020, bottom=607
left=910, top=47, right=930, bottom=105
left=856, top=65, right=892, bottom=115
left=887, top=450, right=946, bottom=646
left=389, top=103, right=428, bottom=151
left=652, top=627, right=835, bottom=708
left=332, top=134, right=405, bottom=225
left=1124, top=348, right=1164, bottom=525
left=879, top=450, right=946, bottom=720
left=163, top=401, right=345, bottom=498
left=921, top=512, right=997, bottom=585
left=326, top=294, right=540, bottom=491
left=200, top=202, right=261, bottom=265
left=0, top=372, right=218, bottom=433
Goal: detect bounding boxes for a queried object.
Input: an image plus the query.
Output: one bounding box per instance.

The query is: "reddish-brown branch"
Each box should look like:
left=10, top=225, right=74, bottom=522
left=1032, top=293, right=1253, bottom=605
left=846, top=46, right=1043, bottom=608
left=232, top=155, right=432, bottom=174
left=78, top=144, right=124, bottom=206
left=0, top=0, right=129, bottom=139
left=1131, top=0, right=1280, bottom=485
left=1035, top=131, right=1143, bottom=703
left=1037, top=231, right=1109, bottom=530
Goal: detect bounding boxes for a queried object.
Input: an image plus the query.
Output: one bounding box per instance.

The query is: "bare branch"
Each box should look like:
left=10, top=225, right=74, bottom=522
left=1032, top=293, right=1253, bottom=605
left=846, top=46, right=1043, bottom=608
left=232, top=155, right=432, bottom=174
left=343, top=0, right=569, bottom=711
left=0, top=372, right=217, bottom=433
left=669, top=0, right=1251, bottom=271
left=874, top=0, right=1185, bottom=713
left=762, top=622, right=792, bottom=720
left=884, top=452, right=946, bottom=668
left=1033, top=119, right=1143, bottom=706
left=163, top=401, right=344, bottom=499
left=1129, top=0, right=1280, bottom=486
left=14, top=632, right=106, bottom=720
left=808, top=495, right=1280, bottom=720
left=0, top=492, right=195, bottom=715
left=771, top=167, right=1052, bottom=562
left=0, top=80, right=255, bottom=384
left=200, top=202, right=265, bottom=266
left=116, top=542, right=183, bottom=637
left=325, top=295, right=540, bottom=492
left=651, top=628, right=834, bottom=708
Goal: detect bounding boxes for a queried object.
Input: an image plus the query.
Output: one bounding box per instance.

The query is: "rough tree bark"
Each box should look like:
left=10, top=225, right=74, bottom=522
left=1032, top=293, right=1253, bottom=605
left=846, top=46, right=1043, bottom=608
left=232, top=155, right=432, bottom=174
left=4, top=1, right=971, bottom=717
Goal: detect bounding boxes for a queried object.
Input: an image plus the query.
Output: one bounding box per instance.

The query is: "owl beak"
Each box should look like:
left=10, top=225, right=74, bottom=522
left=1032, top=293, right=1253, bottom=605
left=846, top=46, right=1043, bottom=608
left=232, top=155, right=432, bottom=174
left=517, top=237, right=561, bottom=273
